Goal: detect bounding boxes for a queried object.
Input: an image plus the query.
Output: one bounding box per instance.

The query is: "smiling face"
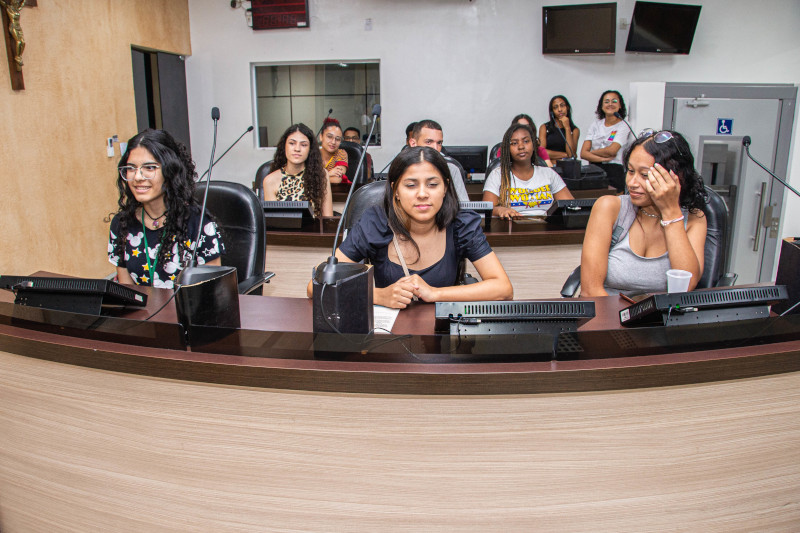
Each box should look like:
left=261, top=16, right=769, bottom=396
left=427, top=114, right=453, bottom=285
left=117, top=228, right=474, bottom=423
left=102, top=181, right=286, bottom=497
left=320, top=125, right=342, bottom=154
left=126, top=146, right=165, bottom=209
left=285, top=130, right=311, bottom=166
left=601, top=92, right=621, bottom=118
left=393, top=161, right=447, bottom=226
left=551, top=97, right=568, bottom=119
left=509, top=127, right=533, bottom=163
left=625, top=145, right=657, bottom=207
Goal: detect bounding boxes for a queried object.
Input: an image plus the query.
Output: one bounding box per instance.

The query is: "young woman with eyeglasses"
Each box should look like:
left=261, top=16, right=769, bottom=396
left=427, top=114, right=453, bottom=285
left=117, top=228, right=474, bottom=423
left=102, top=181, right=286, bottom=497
left=108, top=129, right=224, bottom=288
left=318, top=117, right=350, bottom=184
left=580, top=90, right=635, bottom=191
left=580, top=130, right=707, bottom=296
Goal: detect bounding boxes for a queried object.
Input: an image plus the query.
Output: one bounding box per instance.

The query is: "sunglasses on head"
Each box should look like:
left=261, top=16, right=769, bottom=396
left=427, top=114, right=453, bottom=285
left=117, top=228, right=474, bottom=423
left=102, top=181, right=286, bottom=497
left=638, top=129, right=683, bottom=156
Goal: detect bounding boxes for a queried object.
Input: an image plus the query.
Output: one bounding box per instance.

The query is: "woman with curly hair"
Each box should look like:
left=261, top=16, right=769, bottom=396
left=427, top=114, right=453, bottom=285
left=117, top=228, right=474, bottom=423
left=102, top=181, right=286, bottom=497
left=108, top=129, right=224, bottom=288
left=483, top=123, right=573, bottom=220
left=580, top=90, right=634, bottom=191
left=580, top=130, right=708, bottom=296
left=262, top=123, right=333, bottom=217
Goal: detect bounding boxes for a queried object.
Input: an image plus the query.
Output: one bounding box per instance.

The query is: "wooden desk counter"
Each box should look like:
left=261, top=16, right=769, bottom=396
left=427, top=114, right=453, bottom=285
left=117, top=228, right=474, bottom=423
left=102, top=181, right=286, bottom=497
left=1, top=289, right=799, bottom=531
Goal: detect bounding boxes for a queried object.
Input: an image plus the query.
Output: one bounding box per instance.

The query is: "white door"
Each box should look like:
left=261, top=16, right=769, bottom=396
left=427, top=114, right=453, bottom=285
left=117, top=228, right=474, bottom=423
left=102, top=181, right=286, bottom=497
left=672, top=97, right=781, bottom=283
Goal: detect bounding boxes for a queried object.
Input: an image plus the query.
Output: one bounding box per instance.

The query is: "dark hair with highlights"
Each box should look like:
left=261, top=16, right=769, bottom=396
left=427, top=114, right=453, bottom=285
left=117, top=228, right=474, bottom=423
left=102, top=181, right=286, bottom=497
left=595, top=90, right=627, bottom=120
left=623, top=130, right=707, bottom=213
left=383, top=146, right=459, bottom=263
left=269, top=123, right=328, bottom=217
left=110, top=129, right=200, bottom=269
left=497, top=123, right=536, bottom=207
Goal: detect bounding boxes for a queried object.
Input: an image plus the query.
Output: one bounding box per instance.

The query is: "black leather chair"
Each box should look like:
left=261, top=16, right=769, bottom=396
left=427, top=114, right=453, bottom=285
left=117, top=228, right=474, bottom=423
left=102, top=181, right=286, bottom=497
left=194, top=181, right=274, bottom=295
left=341, top=180, right=475, bottom=284
left=254, top=160, right=273, bottom=201
left=339, top=141, right=368, bottom=186
left=488, top=142, right=502, bottom=163
left=560, top=186, right=736, bottom=297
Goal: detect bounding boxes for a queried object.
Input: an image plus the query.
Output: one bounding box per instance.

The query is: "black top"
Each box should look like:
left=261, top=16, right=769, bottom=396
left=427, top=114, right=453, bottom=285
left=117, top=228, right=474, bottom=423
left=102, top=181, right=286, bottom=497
left=108, top=210, right=224, bottom=288
left=339, top=206, right=493, bottom=288
left=545, top=123, right=569, bottom=155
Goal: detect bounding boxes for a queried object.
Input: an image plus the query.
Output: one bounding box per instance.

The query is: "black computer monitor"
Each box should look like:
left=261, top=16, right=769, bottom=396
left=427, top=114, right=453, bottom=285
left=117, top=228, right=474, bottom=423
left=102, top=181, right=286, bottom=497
left=625, top=2, right=702, bottom=54
left=542, top=3, right=617, bottom=54
left=444, top=146, right=488, bottom=174
left=262, top=200, right=314, bottom=229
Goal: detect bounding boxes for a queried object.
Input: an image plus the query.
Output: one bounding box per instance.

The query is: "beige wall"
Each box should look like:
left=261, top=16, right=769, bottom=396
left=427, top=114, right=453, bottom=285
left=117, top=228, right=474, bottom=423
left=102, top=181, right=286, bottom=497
left=0, top=0, right=190, bottom=278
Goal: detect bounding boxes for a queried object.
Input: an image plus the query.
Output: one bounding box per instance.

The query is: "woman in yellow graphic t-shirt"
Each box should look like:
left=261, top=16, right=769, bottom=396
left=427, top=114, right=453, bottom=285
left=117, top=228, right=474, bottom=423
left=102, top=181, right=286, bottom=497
left=483, top=123, right=573, bottom=219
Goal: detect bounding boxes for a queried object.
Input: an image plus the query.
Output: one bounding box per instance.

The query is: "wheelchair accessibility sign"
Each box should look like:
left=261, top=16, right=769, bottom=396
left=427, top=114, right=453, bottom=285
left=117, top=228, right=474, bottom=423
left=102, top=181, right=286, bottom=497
left=717, top=119, right=733, bottom=135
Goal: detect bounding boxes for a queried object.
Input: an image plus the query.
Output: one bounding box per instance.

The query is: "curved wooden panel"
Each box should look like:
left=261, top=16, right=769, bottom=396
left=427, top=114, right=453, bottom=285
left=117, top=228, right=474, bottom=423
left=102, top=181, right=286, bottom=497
left=1, top=350, right=799, bottom=531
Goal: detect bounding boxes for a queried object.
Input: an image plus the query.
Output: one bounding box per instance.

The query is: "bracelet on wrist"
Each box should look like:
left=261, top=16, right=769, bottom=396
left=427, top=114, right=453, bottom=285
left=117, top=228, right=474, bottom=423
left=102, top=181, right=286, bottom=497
left=660, top=214, right=685, bottom=227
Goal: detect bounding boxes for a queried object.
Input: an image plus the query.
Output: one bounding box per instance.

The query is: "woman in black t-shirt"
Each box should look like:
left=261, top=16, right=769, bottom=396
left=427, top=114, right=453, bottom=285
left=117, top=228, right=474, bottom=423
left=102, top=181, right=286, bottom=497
left=108, top=129, right=223, bottom=288
left=307, top=147, right=513, bottom=309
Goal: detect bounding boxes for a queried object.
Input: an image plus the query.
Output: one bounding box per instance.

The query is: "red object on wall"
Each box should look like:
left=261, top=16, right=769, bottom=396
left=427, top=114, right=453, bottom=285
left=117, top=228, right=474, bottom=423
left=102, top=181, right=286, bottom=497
left=250, top=0, right=309, bottom=30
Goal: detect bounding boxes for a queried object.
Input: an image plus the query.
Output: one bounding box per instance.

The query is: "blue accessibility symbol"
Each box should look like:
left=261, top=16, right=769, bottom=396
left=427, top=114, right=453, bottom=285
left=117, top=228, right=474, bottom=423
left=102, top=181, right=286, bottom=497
left=717, top=119, right=733, bottom=135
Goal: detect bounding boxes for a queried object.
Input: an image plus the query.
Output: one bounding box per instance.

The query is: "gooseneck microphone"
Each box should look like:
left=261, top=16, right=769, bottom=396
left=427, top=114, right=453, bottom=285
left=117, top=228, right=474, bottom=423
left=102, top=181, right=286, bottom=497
left=742, top=136, right=800, bottom=199
left=311, top=104, right=382, bottom=335
left=614, top=112, right=636, bottom=140
left=197, top=125, right=254, bottom=183
left=550, top=112, right=575, bottom=159
left=175, top=106, right=242, bottom=341
left=188, top=107, right=220, bottom=268
left=317, top=108, right=334, bottom=137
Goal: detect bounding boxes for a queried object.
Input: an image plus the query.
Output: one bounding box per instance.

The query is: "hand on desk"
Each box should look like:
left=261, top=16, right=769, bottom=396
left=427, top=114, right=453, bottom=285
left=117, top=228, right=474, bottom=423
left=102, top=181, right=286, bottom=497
left=495, top=206, right=523, bottom=220
left=375, top=275, right=436, bottom=309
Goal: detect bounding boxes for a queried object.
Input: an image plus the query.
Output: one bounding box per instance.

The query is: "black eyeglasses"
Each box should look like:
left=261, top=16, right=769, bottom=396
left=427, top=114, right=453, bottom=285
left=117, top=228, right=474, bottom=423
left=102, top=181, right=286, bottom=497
left=638, top=129, right=683, bottom=156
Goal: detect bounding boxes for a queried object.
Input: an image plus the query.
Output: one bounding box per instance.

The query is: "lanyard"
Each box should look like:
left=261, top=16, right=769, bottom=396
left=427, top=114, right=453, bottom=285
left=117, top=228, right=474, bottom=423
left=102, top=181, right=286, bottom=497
left=141, top=213, right=160, bottom=284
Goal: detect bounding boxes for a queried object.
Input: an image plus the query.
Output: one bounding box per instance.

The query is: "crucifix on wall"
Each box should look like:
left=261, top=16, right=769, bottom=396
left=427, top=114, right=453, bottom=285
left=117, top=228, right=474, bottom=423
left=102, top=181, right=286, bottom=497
left=0, top=0, right=33, bottom=90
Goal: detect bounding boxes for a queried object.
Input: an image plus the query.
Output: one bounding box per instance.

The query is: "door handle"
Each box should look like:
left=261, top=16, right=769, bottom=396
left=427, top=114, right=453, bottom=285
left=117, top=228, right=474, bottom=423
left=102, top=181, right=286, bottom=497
left=752, top=182, right=766, bottom=252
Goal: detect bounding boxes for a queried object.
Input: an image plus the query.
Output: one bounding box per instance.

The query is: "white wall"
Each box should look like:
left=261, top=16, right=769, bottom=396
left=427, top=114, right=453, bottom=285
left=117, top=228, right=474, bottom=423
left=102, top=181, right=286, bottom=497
left=186, top=0, right=800, bottom=240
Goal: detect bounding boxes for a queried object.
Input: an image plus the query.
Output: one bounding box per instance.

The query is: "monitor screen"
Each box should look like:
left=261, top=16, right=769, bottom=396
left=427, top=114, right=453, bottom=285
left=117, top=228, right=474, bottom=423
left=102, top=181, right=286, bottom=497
left=444, top=146, right=488, bottom=174
left=542, top=3, right=617, bottom=54
left=625, top=1, right=701, bottom=54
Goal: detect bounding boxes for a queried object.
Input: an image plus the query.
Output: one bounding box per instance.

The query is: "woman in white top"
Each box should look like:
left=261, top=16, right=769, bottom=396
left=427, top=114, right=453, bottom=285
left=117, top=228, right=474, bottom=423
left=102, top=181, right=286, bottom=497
left=580, top=90, right=634, bottom=191
left=483, top=123, right=573, bottom=219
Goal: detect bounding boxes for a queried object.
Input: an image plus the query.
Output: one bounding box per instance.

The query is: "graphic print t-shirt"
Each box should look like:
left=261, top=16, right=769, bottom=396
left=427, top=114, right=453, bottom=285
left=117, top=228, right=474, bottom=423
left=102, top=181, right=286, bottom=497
left=483, top=166, right=567, bottom=216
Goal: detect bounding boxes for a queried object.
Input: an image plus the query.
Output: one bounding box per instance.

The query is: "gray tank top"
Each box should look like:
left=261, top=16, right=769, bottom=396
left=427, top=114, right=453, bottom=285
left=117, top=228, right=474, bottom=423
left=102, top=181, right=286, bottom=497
left=603, top=196, right=685, bottom=295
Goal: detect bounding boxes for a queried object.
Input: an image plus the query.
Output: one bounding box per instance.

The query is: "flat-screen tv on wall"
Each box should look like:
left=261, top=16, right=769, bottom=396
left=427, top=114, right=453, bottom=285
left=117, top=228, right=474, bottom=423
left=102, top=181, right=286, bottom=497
left=625, top=1, right=701, bottom=54
left=542, top=3, right=617, bottom=55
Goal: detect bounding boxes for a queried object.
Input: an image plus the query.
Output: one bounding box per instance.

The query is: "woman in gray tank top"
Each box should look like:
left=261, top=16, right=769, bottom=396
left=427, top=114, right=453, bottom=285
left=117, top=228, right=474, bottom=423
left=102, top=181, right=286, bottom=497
left=579, top=130, right=708, bottom=296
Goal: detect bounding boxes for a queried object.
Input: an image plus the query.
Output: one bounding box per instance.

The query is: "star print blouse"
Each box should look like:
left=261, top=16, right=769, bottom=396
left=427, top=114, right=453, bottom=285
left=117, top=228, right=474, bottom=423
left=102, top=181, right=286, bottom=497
left=108, top=210, right=224, bottom=289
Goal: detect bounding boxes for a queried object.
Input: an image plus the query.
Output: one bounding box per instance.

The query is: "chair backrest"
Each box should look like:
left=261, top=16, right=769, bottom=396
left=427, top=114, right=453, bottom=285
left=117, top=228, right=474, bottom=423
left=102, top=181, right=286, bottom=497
left=254, top=160, right=273, bottom=201
left=194, top=181, right=266, bottom=286
left=696, top=186, right=729, bottom=289
left=342, top=180, right=387, bottom=231
left=339, top=141, right=367, bottom=185
left=441, top=153, right=468, bottom=187
left=485, top=157, right=501, bottom=177
left=488, top=142, right=502, bottom=163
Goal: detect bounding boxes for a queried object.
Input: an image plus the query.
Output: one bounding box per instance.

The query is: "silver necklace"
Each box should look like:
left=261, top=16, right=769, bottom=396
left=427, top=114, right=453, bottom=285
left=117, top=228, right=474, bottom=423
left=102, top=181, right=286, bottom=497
left=639, top=208, right=660, bottom=220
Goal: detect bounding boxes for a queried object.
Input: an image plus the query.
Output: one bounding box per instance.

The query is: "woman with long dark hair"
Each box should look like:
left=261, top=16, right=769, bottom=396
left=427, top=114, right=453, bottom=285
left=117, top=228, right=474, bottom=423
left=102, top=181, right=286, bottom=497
left=307, top=147, right=512, bottom=309
left=108, top=129, right=224, bottom=288
left=319, top=117, right=349, bottom=184
left=580, top=90, right=634, bottom=191
left=483, top=123, right=573, bottom=220
left=262, top=123, right=333, bottom=217
left=580, top=130, right=707, bottom=296
left=538, top=95, right=580, bottom=162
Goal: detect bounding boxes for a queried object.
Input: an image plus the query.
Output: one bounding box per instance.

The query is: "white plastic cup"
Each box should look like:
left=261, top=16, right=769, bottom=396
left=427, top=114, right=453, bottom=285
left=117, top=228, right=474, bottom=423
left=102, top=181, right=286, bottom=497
left=666, top=269, right=692, bottom=293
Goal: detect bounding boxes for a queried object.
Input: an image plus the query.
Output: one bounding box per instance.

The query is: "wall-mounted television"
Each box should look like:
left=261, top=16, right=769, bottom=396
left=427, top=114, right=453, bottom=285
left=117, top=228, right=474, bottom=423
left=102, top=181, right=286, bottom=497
left=625, top=1, right=701, bottom=54
left=542, top=3, right=617, bottom=55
